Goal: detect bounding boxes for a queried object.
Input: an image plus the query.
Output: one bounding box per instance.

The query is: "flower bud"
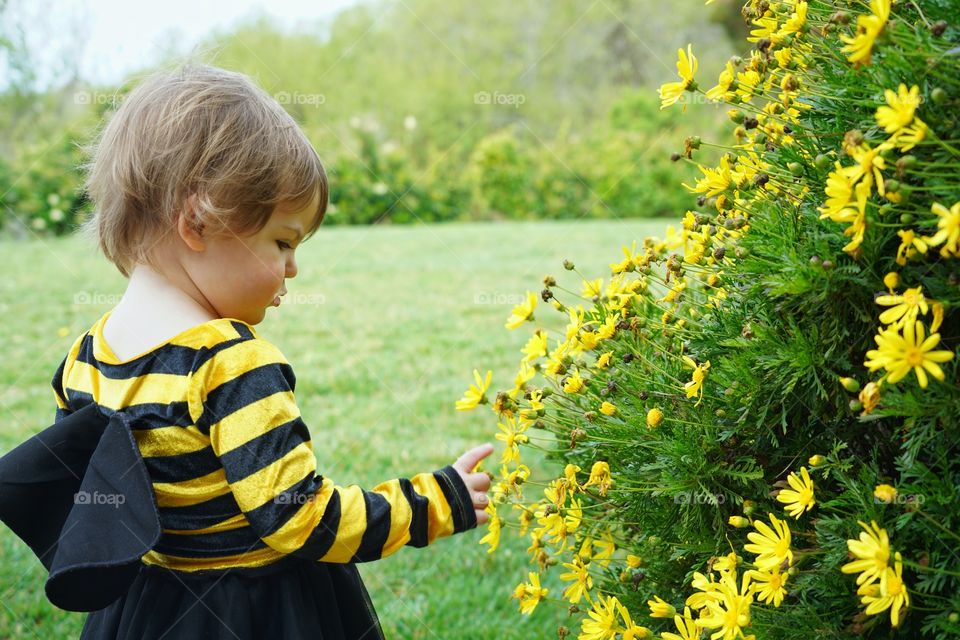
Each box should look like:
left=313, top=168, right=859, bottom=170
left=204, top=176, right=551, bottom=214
left=883, top=272, right=899, bottom=291
left=728, top=516, right=750, bottom=528
left=874, top=484, right=897, bottom=503
left=646, top=407, right=664, bottom=429
left=838, top=377, right=860, bottom=393
left=808, top=454, right=826, bottom=467
left=563, top=259, right=575, bottom=270
left=742, top=499, right=757, bottom=515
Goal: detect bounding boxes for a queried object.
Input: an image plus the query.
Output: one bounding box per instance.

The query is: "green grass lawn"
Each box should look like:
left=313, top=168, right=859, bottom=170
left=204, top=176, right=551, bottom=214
left=0, top=217, right=669, bottom=639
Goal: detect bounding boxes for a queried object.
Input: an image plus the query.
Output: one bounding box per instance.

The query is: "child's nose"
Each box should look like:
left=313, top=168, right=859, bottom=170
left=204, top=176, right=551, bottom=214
left=286, top=255, right=298, bottom=279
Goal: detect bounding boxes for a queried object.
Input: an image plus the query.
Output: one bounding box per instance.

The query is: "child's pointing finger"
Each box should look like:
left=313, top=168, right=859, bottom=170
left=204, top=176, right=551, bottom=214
left=454, top=443, right=494, bottom=474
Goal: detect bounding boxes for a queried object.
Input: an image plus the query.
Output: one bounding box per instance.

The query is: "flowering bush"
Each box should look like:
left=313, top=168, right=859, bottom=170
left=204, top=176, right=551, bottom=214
left=460, top=0, right=960, bottom=638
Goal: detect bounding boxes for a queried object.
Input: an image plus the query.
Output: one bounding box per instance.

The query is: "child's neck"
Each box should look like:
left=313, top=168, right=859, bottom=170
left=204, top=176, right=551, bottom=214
left=103, top=263, right=220, bottom=361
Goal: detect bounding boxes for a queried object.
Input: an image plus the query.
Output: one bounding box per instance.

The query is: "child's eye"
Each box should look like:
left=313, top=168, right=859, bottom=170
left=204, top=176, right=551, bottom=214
left=277, top=241, right=292, bottom=250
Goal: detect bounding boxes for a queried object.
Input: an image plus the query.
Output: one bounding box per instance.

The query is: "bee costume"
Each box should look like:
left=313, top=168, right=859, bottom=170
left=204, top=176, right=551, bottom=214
left=0, top=310, right=477, bottom=639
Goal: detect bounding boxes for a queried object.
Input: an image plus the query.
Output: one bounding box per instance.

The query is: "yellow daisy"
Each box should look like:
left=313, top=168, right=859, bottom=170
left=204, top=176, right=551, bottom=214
left=454, top=369, right=492, bottom=411
left=841, top=520, right=890, bottom=586
left=659, top=45, right=698, bottom=110
left=927, top=200, right=960, bottom=257
left=744, top=513, right=793, bottom=571
left=860, top=551, right=910, bottom=627
left=505, top=291, right=537, bottom=330
left=776, top=466, right=816, bottom=519
left=875, top=84, right=921, bottom=134
left=863, top=320, right=954, bottom=388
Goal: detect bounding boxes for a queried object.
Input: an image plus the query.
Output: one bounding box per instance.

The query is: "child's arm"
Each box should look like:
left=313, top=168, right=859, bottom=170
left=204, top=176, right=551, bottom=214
left=195, top=338, right=492, bottom=563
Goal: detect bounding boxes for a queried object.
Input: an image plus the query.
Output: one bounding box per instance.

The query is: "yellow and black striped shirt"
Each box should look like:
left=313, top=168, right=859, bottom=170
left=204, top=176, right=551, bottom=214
left=51, top=309, right=476, bottom=572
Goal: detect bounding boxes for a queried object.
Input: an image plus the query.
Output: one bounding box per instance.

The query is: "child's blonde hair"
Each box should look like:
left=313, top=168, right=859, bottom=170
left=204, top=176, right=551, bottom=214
left=80, top=63, right=327, bottom=277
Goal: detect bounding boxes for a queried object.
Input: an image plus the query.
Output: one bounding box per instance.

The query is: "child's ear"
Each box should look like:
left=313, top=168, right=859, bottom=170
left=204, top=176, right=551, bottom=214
left=176, top=193, right=206, bottom=252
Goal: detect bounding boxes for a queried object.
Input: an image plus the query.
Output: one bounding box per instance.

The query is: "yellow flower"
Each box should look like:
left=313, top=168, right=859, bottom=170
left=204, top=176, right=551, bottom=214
left=509, top=360, right=536, bottom=399
left=596, top=351, right=613, bottom=369
left=875, top=84, right=920, bottom=134
left=646, top=407, right=664, bottom=429
left=579, top=593, right=620, bottom=640
left=505, top=291, right=537, bottom=330
left=860, top=551, right=910, bottom=627
left=478, top=503, right=501, bottom=553
left=883, top=271, right=899, bottom=293
left=583, top=461, right=613, bottom=496
left=892, top=117, right=927, bottom=151
left=842, top=143, right=888, bottom=196
left=685, top=155, right=733, bottom=197
left=875, top=285, right=928, bottom=328
left=582, top=278, right=603, bottom=298
left=696, top=570, right=754, bottom=640
left=559, top=556, right=592, bottom=604
left=686, top=571, right=722, bottom=611
left=864, top=320, right=954, bottom=388
left=841, top=180, right=870, bottom=254
left=521, top=329, right=549, bottom=362
left=647, top=595, right=676, bottom=619
left=776, top=466, right=816, bottom=519
left=659, top=45, right=698, bottom=110
left=859, top=381, right=882, bottom=414
left=895, top=229, right=928, bottom=265
left=926, top=200, right=960, bottom=257
left=563, top=369, right=585, bottom=393
left=564, top=464, right=582, bottom=494
left=874, top=484, right=898, bottom=504
left=682, top=356, right=711, bottom=406
left=839, top=0, right=891, bottom=65
left=706, top=61, right=736, bottom=101
left=818, top=162, right=855, bottom=219
left=841, top=520, right=890, bottom=585
left=748, top=567, right=788, bottom=607
left=932, top=301, right=944, bottom=333
left=778, top=1, right=808, bottom=36
left=516, top=571, right=549, bottom=615
left=662, top=606, right=699, bottom=640
left=744, top=513, right=793, bottom=571
left=596, top=314, right=618, bottom=341
left=713, top=552, right=740, bottom=573
left=592, top=530, right=616, bottom=567
left=495, top=415, right=529, bottom=464
left=599, top=401, right=617, bottom=416
left=455, top=369, right=492, bottom=411
left=626, top=554, right=643, bottom=569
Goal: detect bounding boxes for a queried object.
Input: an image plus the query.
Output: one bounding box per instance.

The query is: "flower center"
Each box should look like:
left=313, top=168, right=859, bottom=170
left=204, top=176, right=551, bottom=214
left=887, top=575, right=903, bottom=596
left=904, top=347, right=925, bottom=367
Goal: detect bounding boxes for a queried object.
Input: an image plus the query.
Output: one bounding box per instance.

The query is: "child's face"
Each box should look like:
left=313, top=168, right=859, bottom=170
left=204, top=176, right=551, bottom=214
left=186, top=190, right=320, bottom=324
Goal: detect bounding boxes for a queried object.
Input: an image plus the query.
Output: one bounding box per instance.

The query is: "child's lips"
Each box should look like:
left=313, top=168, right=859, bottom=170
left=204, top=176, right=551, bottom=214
left=272, top=295, right=281, bottom=307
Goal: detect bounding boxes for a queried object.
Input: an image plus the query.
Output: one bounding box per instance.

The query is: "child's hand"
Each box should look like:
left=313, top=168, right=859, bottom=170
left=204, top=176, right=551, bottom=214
left=452, top=443, right=494, bottom=526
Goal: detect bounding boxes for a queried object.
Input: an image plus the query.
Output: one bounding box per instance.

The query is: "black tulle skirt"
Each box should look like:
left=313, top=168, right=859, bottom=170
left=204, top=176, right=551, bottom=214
left=80, top=555, right=385, bottom=640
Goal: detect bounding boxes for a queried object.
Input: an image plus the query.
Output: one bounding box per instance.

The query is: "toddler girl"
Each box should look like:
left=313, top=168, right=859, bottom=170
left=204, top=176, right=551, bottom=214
left=50, top=63, right=492, bottom=639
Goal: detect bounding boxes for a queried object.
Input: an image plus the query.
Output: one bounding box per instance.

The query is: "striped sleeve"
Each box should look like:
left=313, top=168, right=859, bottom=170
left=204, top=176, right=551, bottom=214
left=195, top=337, right=477, bottom=563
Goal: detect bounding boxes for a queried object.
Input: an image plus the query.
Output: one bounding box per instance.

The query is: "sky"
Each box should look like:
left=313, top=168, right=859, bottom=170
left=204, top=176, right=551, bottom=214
left=1, top=0, right=363, bottom=91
